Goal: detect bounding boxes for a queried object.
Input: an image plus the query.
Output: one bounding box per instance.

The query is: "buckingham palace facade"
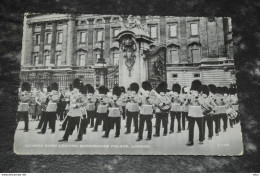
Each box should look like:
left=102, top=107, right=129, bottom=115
left=20, top=14, right=235, bottom=89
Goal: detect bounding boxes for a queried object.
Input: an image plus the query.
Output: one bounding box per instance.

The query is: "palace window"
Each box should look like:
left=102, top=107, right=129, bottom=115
left=191, top=49, right=201, bottom=63
left=80, top=32, right=86, bottom=43
left=228, top=18, right=232, bottom=32
left=46, top=22, right=52, bottom=26
left=194, top=73, right=200, bottom=78
left=97, top=30, right=103, bottom=42
left=79, top=54, right=85, bottom=66
left=34, top=55, right=39, bottom=66
left=57, top=32, right=62, bottom=44
left=96, top=54, right=101, bottom=59
left=170, top=50, right=179, bottom=64
left=35, top=34, right=40, bottom=45
left=150, top=26, right=157, bottom=39
left=46, top=33, right=52, bottom=44
left=113, top=53, right=119, bottom=66
left=56, top=54, right=61, bottom=66
left=190, top=23, right=198, bottom=36
left=45, top=55, right=51, bottom=66
left=172, top=74, right=178, bottom=78
left=169, top=24, right=177, bottom=37
left=96, top=19, right=103, bottom=24
left=113, top=28, right=120, bottom=37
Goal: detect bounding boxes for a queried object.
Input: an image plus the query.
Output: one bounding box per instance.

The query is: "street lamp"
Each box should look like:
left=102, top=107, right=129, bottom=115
left=94, top=40, right=108, bottom=87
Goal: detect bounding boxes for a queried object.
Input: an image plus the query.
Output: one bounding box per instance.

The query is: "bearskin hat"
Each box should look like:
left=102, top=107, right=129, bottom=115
left=172, top=83, right=181, bottom=94
left=80, top=84, right=87, bottom=94
left=222, top=86, right=229, bottom=95
left=208, top=84, right=217, bottom=94
left=21, top=82, right=31, bottom=92
left=156, top=81, right=168, bottom=93
left=69, top=84, right=73, bottom=91
left=216, top=86, right=223, bottom=94
left=47, top=86, right=51, bottom=92
left=51, top=82, right=59, bottom=91
left=113, top=86, right=122, bottom=97
left=130, top=82, right=140, bottom=93
left=202, top=85, right=210, bottom=97
left=120, top=86, right=126, bottom=93
left=73, top=78, right=82, bottom=89
left=190, top=80, right=202, bottom=93
left=86, top=84, right=95, bottom=94
left=98, top=85, right=108, bottom=95
left=142, top=81, right=152, bottom=91
left=229, top=87, right=236, bottom=95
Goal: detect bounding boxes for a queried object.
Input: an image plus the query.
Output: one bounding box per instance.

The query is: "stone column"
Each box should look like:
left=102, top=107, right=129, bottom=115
left=66, top=18, right=75, bottom=66
left=38, top=23, right=45, bottom=65
left=160, top=16, right=166, bottom=43
left=179, top=17, right=188, bottom=63
left=50, top=22, right=57, bottom=64
left=199, top=17, right=209, bottom=58
left=61, top=20, right=67, bottom=65
left=216, top=17, right=225, bottom=57
left=104, top=16, right=111, bottom=64
left=87, top=18, right=95, bottom=65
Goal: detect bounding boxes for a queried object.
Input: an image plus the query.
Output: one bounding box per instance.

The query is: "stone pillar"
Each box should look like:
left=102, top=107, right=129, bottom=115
left=199, top=17, right=208, bottom=58
left=61, top=21, right=67, bottom=65
left=87, top=18, right=95, bottom=65
left=50, top=22, right=57, bottom=64
left=66, top=18, right=75, bottom=66
left=216, top=17, right=225, bottom=57
left=38, top=23, right=45, bottom=65
left=160, top=16, right=166, bottom=43
left=104, top=16, right=111, bottom=64
left=207, top=19, right=218, bottom=58
left=21, top=15, right=28, bottom=66
left=179, top=17, right=188, bottom=63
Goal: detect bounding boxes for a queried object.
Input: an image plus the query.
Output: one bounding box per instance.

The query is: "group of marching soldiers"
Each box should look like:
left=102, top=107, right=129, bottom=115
left=17, top=78, right=239, bottom=146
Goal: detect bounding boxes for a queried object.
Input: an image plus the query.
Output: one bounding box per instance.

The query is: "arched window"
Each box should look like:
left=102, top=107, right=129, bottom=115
left=188, top=42, right=201, bottom=63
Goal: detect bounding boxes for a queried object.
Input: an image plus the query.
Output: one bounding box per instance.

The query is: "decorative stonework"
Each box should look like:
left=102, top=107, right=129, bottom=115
left=121, top=35, right=136, bottom=76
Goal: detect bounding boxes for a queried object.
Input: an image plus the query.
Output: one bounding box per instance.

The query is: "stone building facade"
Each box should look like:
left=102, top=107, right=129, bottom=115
left=20, top=14, right=235, bottom=89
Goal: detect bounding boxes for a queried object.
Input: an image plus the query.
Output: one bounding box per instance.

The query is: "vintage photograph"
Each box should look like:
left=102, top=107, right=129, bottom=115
left=14, top=13, right=243, bottom=155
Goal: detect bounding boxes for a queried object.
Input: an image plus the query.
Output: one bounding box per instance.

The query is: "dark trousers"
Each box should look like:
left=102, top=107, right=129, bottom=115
left=155, top=113, right=168, bottom=136
left=94, top=112, right=108, bottom=131
left=220, top=113, right=228, bottom=131
left=126, top=111, right=139, bottom=133
left=105, top=117, right=121, bottom=137
left=87, top=111, right=95, bottom=127
left=138, top=114, right=152, bottom=139
left=17, top=112, right=29, bottom=130
left=37, top=111, right=46, bottom=129
left=202, top=115, right=213, bottom=139
left=41, top=112, right=56, bottom=133
left=170, top=111, right=181, bottom=132
left=61, top=116, right=70, bottom=130
left=229, top=118, right=235, bottom=128
left=212, top=114, right=220, bottom=134
left=57, top=110, right=66, bottom=121
left=182, top=112, right=188, bottom=130
left=63, top=116, right=81, bottom=140
left=122, top=106, right=126, bottom=120
left=78, top=115, right=87, bottom=139
left=188, top=117, right=204, bottom=143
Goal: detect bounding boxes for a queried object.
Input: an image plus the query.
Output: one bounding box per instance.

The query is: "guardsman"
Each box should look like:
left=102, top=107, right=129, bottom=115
left=153, top=82, right=171, bottom=137
left=169, top=83, right=182, bottom=134
left=93, top=86, right=110, bottom=132
left=208, top=84, right=220, bottom=136
left=103, top=86, right=122, bottom=138
left=17, top=82, right=31, bottom=132
left=228, top=86, right=238, bottom=127
left=86, top=84, right=97, bottom=128
left=201, top=85, right=215, bottom=140
left=120, top=86, right=127, bottom=120
left=125, top=83, right=141, bottom=134
left=59, top=85, right=72, bottom=131
left=28, top=88, right=37, bottom=121
left=180, top=86, right=190, bottom=130
left=35, top=87, right=49, bottom=130
left=38, top=82, right=60, bottom=134
left=58, top=78, right=86, bottom=142
left=136, top=81, right=156, bottom=141
left=186, top=80, right=204, bottom=146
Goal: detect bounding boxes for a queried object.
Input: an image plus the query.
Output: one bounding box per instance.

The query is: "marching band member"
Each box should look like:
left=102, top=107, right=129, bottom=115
left=208, top=84, right=220, bottom=136
left=17, top=82, right=31, bottom=132
left=136, top=81, right=155, bottom=141
left=214, top=86, right=228, bottom=132
left=38, top=82, right=60, bottom=134
left=59, top=85, right=72, bottom=131
left=228, top=86, right=238, bottom=127
left=86, top=84, right=97, bottom=128
left=35, top=87, right=49, bottom=129
left=125, top=83, right=141, bottom=134
left=93, top=86, right=110, bottom=132
left=201, top=85, right=215, bottom=140
left=102, top=86, right=122, bottom=138
left=120, top=86, right=127, bottom=120
left=35, top=90, right=42, bottom=121
left=169, top=83, right=182, bottom=134
left=180, top=86, right=190, bottom=130
left=153, top=82, right=171, bottom=137
left=76, top=83, right=88, bottom=141
left=58, top=78, right=86, bottom=142
left=186, top=80, right=204, bottom=146
left=28, top=88, right=37, bottom=121
left=57, top=88, right=68, bottom=121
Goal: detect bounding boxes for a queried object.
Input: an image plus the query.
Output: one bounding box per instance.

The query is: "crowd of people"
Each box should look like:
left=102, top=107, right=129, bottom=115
left=16, top=78, right=239, bottom=146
